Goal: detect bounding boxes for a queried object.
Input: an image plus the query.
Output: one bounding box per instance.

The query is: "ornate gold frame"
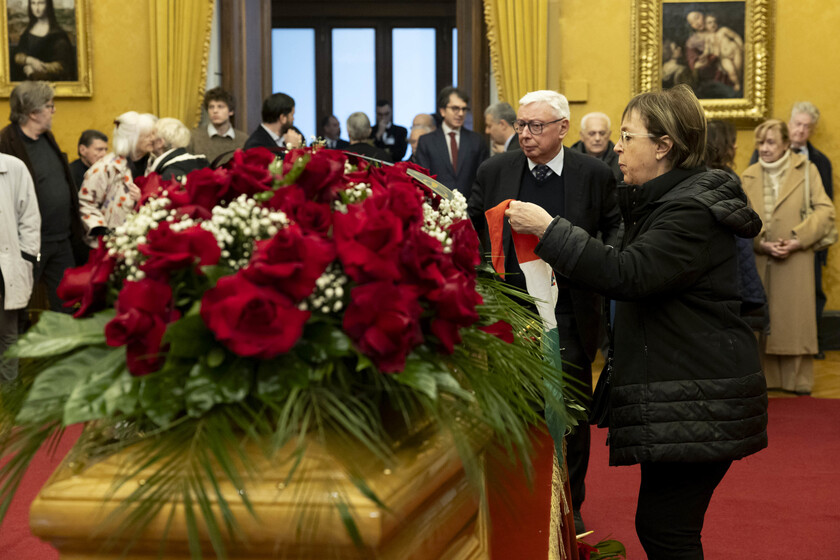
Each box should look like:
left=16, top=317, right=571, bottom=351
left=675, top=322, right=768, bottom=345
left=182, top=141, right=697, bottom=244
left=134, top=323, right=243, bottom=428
left=0, top=0, right=92, bottom=97
left=632, top=0, right=774, bottom=121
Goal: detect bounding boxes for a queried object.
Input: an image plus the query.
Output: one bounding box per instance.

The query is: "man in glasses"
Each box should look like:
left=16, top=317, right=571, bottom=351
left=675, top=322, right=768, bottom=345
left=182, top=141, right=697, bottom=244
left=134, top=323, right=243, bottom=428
left=415, top=86, right=489, bottom=197
left=570, top=112, right=622, bottom=183
left=468, top=90, right=621, bottom=534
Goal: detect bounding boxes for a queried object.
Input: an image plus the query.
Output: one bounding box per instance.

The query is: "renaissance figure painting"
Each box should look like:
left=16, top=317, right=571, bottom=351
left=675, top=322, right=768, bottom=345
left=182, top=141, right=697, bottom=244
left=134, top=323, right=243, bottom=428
left=633, top=0, right=772, bottom=121
left=662, top=1, right=746, bottom=99
left=2, top=0, right=91, bottom=96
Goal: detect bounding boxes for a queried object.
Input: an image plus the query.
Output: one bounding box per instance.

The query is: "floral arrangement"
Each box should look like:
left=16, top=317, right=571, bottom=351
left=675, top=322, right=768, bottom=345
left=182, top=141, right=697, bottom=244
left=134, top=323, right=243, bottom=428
left=0, top=147, right=577, bottom=557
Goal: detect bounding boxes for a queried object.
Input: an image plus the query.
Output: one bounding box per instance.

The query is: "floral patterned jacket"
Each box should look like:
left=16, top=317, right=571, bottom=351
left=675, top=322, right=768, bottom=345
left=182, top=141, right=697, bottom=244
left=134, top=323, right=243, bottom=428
left=78, top=152, right=137, bottom=247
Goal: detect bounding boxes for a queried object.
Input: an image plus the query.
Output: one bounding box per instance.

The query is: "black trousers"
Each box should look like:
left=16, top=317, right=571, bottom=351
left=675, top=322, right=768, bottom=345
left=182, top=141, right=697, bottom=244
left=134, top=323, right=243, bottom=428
left=636, top=460, right=731, bottom=560
left=34, top=237, right=75, bottom=313
left=815, top=253, right=827, bottom=349
left=555, top=312, right=591, bottom=511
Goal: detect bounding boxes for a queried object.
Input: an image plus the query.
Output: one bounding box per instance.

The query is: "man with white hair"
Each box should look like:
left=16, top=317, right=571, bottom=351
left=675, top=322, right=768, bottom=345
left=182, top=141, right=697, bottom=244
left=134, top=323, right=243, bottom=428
left=750, top=102, right=834, bottom=358
left=469, top=90, right=621, bottom=533
left=148, top=118, right=210, bottom=181
left=570, top=112, right=621, bottom=182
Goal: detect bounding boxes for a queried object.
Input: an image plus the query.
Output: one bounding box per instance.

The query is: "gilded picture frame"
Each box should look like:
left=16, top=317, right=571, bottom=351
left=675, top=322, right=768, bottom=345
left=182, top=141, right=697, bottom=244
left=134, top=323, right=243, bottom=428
left=0, top=0, right=92, bottom=97
left=632, top=0, right=774, bottom=121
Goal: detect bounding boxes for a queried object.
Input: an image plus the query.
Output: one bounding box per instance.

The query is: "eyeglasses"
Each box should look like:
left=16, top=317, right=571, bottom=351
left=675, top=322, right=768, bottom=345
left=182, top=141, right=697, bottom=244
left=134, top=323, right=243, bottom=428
left=446, top=105, right=470, bottom=114
left=618, top=130, right=657, bottom=144
left=513, top=119, right=564, bottom=135
left=43, top=103, right=56, bottom=111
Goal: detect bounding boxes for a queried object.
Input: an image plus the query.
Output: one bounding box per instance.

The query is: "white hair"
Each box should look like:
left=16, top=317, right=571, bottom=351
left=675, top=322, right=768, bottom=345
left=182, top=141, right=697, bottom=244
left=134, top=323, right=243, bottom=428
left=113, top=111, right=157, bottom=157
left=791, top=101, right=820, bottom=126
left=154, top=117, right=191, bottom=150
left=580, top=112, right=611, bottom=130
left=346, top=112, right=372, bottom=142
left=518, top=90, right=570, bottom=120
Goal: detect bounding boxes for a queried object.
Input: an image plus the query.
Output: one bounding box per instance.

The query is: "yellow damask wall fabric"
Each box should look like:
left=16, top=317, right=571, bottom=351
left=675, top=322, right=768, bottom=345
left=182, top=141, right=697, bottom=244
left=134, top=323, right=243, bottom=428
left=148, top=0, right=214, bottom=127
left=484, top=0, right=548, bottom=107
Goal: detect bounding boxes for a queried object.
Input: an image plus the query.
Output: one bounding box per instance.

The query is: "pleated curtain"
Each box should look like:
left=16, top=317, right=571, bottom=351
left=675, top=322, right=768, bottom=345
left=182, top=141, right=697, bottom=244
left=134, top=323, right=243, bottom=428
left=484, top=0, right=549, bottom=107
left=149, top=0, right=215, bottom=126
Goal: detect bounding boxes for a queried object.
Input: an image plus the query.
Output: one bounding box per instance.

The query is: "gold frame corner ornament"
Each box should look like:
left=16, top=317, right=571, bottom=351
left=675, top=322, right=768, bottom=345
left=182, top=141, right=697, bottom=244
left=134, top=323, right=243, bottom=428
left=632, top=0, right=774, bottom=122
left=0, top=0, right=93, bottom=98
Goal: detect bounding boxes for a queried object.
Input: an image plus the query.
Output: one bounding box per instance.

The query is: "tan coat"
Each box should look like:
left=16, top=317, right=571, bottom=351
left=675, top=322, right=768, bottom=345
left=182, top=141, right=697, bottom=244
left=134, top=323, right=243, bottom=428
left=741, top=153, right=835, bottom=354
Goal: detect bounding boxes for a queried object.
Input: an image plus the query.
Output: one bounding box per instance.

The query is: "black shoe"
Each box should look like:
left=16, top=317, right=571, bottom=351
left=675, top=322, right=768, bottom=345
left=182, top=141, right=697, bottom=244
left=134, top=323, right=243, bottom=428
left=815, top=351, right=826, bottom=360
left=573, top=510, right=585, bottom=534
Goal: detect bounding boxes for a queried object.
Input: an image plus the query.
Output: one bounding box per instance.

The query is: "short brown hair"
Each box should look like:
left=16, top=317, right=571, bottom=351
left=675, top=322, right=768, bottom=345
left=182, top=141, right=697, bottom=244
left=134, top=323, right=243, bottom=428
left=704, top=119, right=736, bottom=170
left=204, top=87, right=236, bottom=113
left=622, top=84, right=707, bottom=168
left=754, top=119, right=789, bottom=147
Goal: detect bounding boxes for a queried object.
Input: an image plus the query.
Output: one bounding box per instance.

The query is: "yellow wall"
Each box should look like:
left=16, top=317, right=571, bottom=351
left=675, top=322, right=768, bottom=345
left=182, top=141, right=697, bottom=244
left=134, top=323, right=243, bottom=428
left=46, top=1, right=154, bottom=159
left=550, top=0, right=840, bottom=309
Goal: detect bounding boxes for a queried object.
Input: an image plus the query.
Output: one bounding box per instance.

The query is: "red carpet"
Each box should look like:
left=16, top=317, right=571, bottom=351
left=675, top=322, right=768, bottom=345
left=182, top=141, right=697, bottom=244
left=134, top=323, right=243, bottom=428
left=3, top=398, right=839, bottom=558
left=583, top=397, right=840, bottom=559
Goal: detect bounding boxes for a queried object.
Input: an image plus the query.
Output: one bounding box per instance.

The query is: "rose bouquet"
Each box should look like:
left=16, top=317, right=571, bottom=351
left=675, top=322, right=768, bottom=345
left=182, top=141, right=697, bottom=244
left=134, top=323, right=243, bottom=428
left=0, top=147, right=578, bottom=557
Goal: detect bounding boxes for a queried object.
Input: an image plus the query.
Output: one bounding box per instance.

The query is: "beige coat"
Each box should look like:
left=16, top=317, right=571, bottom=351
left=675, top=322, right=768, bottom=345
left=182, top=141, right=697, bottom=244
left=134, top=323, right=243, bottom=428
left=741, top=152, right=835, bottom=354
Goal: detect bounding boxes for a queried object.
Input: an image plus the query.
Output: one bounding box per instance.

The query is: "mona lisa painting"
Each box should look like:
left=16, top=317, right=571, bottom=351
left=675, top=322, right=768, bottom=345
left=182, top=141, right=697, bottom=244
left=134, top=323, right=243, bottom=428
left=1, top=0, right=91, bottom=97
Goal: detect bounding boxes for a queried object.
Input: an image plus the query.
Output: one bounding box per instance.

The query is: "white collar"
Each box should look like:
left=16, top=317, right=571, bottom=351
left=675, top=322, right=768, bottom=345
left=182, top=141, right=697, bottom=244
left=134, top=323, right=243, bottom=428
left=527, top=147, right=564, bottom=177
left=441, top=121, right=460, bottom=136
left=208, top=122, right=236, bottom=139
left=261, top=124, right=282, bottom=144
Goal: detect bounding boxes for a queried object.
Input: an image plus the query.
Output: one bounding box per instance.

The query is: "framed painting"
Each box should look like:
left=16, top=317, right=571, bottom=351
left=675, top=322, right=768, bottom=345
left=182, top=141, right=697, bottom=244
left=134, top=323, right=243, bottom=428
left=632, top=0, right=774, bottom=121
left=0, top=0, right=92, bottom=97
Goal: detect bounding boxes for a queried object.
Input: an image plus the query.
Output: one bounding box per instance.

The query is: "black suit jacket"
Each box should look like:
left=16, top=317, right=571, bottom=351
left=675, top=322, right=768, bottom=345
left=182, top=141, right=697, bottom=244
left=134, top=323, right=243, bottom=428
left=371, top=123, right=408, bottom=162
left=416, top=127, right=489, bottom=197
left=468, top=148, right=621, bottom=360
left=505, top=133, right=520, bottom=152
left=344, top=142, right=393, bottom=163
left=244, top=125, right=278, bottom=151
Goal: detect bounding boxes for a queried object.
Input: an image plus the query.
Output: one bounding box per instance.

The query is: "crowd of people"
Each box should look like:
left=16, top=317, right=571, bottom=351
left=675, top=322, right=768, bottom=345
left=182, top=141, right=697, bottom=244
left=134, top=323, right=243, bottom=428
left=0, top=76, right=834, bottom=559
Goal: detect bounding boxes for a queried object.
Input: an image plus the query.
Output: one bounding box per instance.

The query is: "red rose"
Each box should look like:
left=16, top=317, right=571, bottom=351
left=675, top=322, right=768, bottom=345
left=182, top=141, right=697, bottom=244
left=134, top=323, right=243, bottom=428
left=446, top=219, right=481, bottom=273
left=228, top=148, right=275, bottom=196
left=477, top=320, right=514, bottom=344
left=425, top=270, right=482, bottom=353
left=57, top=239, right=116, bottom=317
left=293, top=200, right=333, bottom=236
left=266, top=183, right=306, bottom=214
left=138, top=222, right=221, bottom=279
left=168, top=167, right=234, bottom=214
left=244, top=223, right=336, bottom=301
left=364, top=180, right=424, bottom=225
left=200, top=273, right=309, bottom=358
left=105, top=278, right=178, bottom=376
left=334, top=203, right=404, bottom=282
left=291, top=149, right=348, bottom=202
left=343, top=282, right=423, bottom=373
left=135, top=173, right=180, bottom=207
left=398, top=225, right=447, bottom=296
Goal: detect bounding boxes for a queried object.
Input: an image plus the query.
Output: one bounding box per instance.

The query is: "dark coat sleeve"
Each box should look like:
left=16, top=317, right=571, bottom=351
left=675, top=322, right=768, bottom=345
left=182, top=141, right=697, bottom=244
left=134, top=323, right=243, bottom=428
left=536, top=200, right=724, bottom=301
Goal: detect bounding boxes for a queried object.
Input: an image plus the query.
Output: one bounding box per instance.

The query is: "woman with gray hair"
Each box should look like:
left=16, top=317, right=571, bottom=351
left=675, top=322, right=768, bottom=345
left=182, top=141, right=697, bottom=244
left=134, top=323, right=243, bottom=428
left=147, top=117, right=209, bottom=181
left=343, top=112, right=392, bottom=163
left=506, top=84, right=768, bottom=559
left=78, top=111, right=157, bottom=246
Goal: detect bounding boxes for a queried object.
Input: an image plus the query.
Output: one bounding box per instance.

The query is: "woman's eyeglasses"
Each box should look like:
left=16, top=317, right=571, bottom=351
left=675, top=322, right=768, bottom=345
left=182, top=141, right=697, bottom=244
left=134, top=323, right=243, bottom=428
left=618, top=130, right=658, bottom=144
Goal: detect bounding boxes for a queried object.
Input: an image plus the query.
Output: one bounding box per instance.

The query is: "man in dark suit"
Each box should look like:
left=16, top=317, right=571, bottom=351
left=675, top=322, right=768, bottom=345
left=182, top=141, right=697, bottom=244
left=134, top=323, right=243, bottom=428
left=320, top=114, right=350, bottom=150
left=749, top=101, right=834, bottom=358
left=243, top=92, right=303, bottom=151
left=370, top=100, right=407, bottom=161
left=484, top=101, right=519, bottom=154
left=469, top=90, right=621, bottom=534
left=69, top=129, right=108, bottom=188
left=416, top=86, right=489, bottom=197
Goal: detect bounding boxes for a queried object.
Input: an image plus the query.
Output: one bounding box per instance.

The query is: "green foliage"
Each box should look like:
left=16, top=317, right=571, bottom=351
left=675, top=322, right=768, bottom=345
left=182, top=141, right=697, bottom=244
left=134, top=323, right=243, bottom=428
left=0, top=273, right=585, bottom=559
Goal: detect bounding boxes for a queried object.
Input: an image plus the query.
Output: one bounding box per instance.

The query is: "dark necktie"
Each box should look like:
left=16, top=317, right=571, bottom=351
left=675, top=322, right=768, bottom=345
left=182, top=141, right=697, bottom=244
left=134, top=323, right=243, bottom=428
left=449, top=131, right=459, bottom=173
left=533, top=164, right=550, bottom=182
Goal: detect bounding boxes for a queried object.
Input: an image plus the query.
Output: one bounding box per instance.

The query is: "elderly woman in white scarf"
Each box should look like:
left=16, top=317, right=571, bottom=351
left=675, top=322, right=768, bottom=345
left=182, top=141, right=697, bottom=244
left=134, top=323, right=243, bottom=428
left=741, top=119, right=835, bottom=395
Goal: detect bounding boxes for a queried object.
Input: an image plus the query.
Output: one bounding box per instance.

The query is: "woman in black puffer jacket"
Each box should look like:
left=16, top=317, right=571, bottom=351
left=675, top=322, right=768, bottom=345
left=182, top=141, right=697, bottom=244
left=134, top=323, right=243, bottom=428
left=505, top=84, right=768, bottom=560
